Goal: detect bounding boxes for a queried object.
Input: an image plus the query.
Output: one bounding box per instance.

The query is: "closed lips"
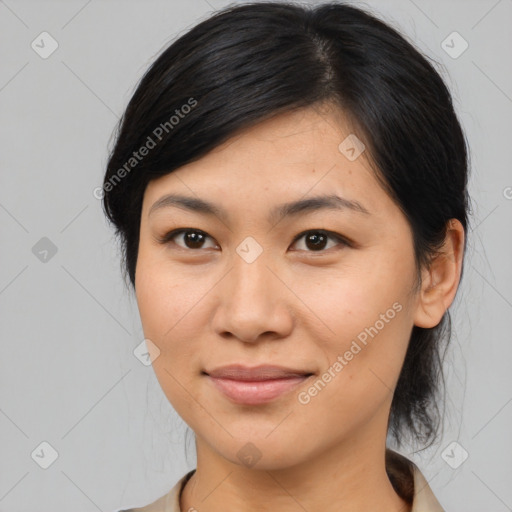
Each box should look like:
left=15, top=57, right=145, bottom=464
left=204, top=365, right=314, bottom=381
left=204, top=365, right=315, bottom=405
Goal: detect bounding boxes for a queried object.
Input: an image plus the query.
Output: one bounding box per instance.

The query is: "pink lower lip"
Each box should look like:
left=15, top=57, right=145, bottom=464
left=207, top=375, right=311, bottom=405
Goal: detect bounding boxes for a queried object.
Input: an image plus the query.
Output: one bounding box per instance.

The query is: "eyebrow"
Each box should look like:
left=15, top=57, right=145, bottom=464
left=148, top=193, right=371, bottom=224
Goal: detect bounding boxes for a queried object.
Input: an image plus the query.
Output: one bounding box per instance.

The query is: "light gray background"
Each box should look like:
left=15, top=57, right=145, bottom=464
left=1, top=0, right=511, bottom=510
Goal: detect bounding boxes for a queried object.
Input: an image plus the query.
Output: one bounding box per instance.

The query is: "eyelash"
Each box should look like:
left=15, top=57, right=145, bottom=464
left=156, top=228, right=352, bottom=253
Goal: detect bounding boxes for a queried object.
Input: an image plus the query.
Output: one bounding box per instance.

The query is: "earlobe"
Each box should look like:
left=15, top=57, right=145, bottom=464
left=413, top=219, right=465, bottom=328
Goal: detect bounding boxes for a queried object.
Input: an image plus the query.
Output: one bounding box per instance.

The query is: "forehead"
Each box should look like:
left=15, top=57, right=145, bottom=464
left=142, top=106, right=392, bottom=221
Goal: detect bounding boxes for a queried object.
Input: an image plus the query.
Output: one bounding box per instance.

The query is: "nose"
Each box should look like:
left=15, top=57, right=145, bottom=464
left=211, top=251, right=294, bottom=344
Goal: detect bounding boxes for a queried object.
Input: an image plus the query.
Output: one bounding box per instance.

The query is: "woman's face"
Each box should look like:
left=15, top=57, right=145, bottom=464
left=135, top=105, right=427, bottom=469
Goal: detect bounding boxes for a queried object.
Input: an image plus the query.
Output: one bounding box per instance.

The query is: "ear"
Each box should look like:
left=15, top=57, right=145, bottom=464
left=413, top=219, right=465, bottom=328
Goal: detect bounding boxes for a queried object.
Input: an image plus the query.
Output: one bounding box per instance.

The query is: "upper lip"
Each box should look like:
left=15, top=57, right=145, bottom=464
left=204, top=364, right=314, bottom=381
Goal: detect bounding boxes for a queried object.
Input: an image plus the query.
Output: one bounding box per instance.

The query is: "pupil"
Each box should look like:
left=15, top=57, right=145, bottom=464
left=307, top=232, right=326, bottom=250
left=185, top=231, right=204, bottom=248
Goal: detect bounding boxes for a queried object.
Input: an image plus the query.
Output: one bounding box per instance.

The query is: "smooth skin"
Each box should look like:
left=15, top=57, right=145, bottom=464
left=134, top=103, right=464, bottom=512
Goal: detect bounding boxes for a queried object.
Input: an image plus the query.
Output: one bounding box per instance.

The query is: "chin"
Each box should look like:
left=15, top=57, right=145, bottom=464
left=197, top=426, right=317, bottom=471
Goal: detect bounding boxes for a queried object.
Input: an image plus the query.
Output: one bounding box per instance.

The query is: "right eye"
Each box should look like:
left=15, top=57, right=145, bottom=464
left=157, top=228, right=219, bottom=250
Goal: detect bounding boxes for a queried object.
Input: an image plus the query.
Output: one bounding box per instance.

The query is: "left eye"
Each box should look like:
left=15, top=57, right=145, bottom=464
left=158, top=228, right=349, bottom=252
left=290, top=230, right=349, bottom=252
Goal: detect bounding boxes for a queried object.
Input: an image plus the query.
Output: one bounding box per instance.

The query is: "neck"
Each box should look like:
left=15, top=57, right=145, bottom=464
left=180, top=434, right=411, bottom=512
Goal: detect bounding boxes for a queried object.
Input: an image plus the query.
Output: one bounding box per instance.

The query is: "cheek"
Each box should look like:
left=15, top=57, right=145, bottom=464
left=135, top=265, right=197, bottom=416
left=135, top=270, right=175, bottom=346
left=296, top=258, right=410, bottom=343
left=134, top=256, right=211, bottom=407
left=135, top=254, right=205, bottom=346
left=296, top=256, right=414, bottom=403
left=295, top=302, right=412, bottom=441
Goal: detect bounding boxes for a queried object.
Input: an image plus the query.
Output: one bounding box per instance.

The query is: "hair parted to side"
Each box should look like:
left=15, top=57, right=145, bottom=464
left=101, top=1, right=470, bottom=448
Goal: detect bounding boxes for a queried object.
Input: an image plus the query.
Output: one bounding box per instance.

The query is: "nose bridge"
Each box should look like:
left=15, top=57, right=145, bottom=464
left=228, top=243, right=276, bottom=314
left=212, top=241, right=292, bottom=342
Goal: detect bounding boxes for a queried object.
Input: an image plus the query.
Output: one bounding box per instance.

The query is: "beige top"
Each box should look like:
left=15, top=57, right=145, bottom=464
left=118, top=450, right=444, bottom=512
